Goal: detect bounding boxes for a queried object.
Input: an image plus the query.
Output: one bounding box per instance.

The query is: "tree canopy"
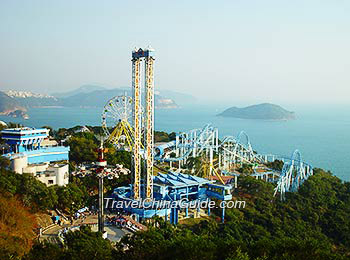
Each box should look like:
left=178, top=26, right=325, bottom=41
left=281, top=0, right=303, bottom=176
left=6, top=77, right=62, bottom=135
left=0, top=193, right=37, bottom=259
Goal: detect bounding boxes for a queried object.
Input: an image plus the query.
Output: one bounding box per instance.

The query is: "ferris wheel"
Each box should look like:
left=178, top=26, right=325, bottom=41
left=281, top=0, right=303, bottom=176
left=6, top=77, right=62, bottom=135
left=101, top=95, right=134, bottom=150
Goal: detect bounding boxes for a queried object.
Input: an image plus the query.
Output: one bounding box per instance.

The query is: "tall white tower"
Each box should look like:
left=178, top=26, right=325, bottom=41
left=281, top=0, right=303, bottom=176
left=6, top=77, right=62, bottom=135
left=131, top=47, right=155, bottom=200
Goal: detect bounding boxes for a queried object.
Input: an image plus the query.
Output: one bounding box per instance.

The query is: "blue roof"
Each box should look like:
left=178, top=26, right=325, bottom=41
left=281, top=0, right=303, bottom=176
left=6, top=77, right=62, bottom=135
left=154, top=172, right=212, bottom=188
left=155, top=174, right=185, bottom=187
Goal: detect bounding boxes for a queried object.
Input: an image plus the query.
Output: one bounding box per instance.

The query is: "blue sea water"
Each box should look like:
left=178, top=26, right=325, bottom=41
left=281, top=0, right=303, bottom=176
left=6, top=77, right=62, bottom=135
left=1, top=104, right=349, bottom=181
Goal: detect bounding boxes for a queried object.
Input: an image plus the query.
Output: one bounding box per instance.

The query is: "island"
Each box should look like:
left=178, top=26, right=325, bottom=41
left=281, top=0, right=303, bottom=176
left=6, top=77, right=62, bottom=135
left=217, top=103, right=295, bottom=120
left=7, top=110, right=29, bottom=119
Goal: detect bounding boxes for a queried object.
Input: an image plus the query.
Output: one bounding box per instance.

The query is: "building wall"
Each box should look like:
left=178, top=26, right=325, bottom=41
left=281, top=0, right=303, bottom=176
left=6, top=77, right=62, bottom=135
left=11, top=156, right=28, bottom=174
left=35, top=165, right=69, bottom=186
left=9, top=154, right=69, bottom=186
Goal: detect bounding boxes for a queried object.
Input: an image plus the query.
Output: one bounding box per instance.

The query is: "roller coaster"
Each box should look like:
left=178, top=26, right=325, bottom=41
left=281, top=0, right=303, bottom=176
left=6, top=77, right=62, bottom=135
left=154, top=123, right=314, bottom=200
left=273, top=150, right=313, bottom=200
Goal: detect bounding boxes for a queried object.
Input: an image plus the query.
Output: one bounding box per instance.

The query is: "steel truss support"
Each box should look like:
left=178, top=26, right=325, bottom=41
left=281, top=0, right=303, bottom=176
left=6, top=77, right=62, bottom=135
left=132, top=58, right=141, bottom=200
left=145, top=56, right=155, bottom=199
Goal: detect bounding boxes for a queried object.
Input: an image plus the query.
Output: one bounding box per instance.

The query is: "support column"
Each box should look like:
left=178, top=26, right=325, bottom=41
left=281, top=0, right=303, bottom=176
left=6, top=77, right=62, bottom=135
left=209, top=147, right=213, bottom=176
left=175, top=135, right=179, bottom=157
left=215, top=129, right=219, bottom=152
left=98, top=177, right=104, bottom=233
left=145, top=56, right=155, bottom=199
left=132, top=58, right=141, bottom=200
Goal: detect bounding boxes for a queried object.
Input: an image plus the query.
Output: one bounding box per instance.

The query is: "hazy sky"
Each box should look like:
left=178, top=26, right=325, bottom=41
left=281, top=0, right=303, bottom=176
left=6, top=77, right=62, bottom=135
left=0, top=0, right=349, bottom=105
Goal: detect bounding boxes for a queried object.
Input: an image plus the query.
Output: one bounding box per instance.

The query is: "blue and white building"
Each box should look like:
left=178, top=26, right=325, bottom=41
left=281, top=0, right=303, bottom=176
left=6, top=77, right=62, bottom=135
left=111, top=172, right=232, bottom=224
left=1, top=127, right=70, bottom=186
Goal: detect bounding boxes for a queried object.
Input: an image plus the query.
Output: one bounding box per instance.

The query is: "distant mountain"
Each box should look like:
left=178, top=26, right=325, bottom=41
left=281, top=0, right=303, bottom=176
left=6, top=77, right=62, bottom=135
left=0, top=91, right=29, bottom=119
left=59, top=88, right=127, bottom=107
left=5, top=90, right=55, bottom=99
left=1, top=85, right=181, bottom=112
left=218, top=103, right=295, bottom=120
left=59, top=87, right=178, bottom=109
left=155, top=90, right=197, bottom=106
left=5, top=90, right=59, bottom=108
left=52, top=85, right=107, bottom=98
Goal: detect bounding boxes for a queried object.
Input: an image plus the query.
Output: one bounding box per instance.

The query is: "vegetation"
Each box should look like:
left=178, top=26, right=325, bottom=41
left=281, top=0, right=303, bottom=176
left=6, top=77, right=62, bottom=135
left=237, top=163, right=254, bottom=175
left=154, top=131, right=176, bottom=142
left=0, top=163, right=87, bottom=213
left=265, top=159, right=284, bottom=171
left=0, top=193, right=37, bottom=259
left=218, top=103, right=295, bottom=120
left=67, top=132, right=98, bottom=163
left=20, top=169, right=350, bottom=259
left=185, top=156, right=201, bottom=172
left=104, top=145, right=132, bottom=170
left=24, top=226, right=116, bottom=260
left=1, top=125, right=350, bottom=259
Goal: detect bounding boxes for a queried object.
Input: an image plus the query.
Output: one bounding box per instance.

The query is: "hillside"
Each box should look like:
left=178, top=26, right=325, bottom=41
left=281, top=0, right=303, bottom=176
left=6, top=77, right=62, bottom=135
left=0, top=91, right=28, bottom=118
left=4, top=90, right=59, bottom=108
left=218, top=103, right=295, bottom=120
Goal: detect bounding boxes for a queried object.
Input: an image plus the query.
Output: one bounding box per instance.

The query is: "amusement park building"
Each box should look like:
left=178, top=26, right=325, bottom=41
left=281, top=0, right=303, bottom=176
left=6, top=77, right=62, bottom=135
left=1, top=127, right=70, bottom=186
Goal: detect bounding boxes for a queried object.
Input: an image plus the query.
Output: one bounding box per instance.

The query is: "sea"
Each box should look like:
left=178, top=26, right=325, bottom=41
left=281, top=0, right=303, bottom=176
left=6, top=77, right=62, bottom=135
left=1, top=104, right=349, bottom=181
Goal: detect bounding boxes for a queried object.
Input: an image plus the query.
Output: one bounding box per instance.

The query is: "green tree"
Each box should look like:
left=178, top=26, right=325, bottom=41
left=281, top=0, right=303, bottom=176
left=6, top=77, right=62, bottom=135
left=0, top=157, right=10, bottom=168
left=105, top=145, right=132, bottom=170
left=265, top=160, right=284, bottom=171
left=41, top=125, right=54, bottom=136
left=24, top=241, right=64, bottom=260
left=64, top=226, right=115, bottom=260
left=55, top=182, right=87, bottom=213
left=68, top=133, right=98, bottom=163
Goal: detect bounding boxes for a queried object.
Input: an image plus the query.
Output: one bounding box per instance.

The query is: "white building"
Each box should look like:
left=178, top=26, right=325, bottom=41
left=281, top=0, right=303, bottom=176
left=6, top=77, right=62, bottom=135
left=23, top=163, right=69, bottom=186
left=74, top=125, right=91, bottom=133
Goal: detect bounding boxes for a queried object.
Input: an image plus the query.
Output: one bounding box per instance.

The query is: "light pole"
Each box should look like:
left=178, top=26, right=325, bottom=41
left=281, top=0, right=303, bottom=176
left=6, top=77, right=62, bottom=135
left=96, top=141, right=107, bottom=233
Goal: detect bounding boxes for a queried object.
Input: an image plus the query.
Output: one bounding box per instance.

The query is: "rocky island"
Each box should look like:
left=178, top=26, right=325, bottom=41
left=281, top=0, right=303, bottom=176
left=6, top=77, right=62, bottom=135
left=218, top=103, right=295, bottom=120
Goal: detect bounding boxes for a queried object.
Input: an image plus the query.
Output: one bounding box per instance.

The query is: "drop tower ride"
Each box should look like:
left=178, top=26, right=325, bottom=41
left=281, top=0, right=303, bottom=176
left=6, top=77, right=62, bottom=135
left=131, top=47, right=155, bottom=200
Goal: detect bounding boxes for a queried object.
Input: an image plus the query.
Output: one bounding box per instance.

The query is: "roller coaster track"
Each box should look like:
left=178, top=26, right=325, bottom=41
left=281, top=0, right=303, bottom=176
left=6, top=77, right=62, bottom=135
left=273, top=150, right=313, bottom=200
left=154, top=124, right=314, bottom=200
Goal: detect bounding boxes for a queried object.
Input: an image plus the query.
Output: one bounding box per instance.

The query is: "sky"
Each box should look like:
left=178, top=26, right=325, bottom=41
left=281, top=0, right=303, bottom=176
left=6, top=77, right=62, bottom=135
left=0, top=0, right=349, bottom=106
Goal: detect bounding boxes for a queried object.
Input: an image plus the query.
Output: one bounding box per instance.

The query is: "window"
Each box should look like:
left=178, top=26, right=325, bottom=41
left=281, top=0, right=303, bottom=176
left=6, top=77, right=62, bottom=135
left=48, top=180, right=54, bottom=185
